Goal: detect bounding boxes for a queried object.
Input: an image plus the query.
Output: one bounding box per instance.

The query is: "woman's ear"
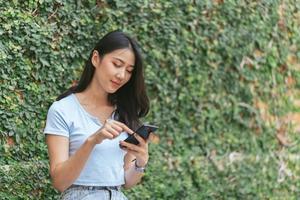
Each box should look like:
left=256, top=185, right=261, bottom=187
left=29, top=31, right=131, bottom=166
left=91, top=50, right=101, bottom=68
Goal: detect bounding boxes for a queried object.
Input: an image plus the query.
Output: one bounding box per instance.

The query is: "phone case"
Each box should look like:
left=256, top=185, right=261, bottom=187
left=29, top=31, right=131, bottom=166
left=120, top=124, right=158, bottom=147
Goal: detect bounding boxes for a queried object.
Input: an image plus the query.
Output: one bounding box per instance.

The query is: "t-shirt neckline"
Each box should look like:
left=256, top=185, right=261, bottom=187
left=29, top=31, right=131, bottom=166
left=71, top=93, right=116, bottom=125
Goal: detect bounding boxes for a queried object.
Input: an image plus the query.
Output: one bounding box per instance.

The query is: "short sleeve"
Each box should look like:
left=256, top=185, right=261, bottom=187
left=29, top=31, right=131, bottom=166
left=43, top=102, right=70, bottom=137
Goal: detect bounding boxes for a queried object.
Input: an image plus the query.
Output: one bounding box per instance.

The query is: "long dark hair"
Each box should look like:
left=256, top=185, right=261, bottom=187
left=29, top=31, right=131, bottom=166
left=57, top=30, right=149, bottom=130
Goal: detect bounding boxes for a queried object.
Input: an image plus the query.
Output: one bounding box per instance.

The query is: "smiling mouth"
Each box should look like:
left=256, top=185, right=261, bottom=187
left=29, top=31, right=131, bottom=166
left=111, top=80, right=121, bottom=87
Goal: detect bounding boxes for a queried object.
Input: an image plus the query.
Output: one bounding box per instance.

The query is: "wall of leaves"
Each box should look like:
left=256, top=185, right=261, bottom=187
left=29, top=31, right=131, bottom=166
left=1, top=0, right=300, bottom=199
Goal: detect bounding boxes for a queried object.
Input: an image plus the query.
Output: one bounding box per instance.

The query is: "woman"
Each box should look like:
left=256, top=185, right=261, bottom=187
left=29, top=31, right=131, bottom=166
left=44, top=30, right=150, bottom=199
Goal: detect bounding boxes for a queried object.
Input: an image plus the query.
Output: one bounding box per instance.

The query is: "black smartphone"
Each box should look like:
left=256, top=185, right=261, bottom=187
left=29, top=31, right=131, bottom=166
left=120, top=124, right=158, bottom=148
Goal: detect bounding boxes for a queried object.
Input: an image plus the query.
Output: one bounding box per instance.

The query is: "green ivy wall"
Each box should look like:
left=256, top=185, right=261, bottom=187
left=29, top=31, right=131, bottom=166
left=1, top=0, right=300, bottom=199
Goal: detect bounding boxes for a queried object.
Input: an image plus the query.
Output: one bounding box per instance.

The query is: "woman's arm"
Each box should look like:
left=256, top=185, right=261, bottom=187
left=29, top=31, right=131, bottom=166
left=123, top=153, right=146, bottom=189
left=46, top=120, right=134, bottom=192
left=121, top=134, right=149, bottom=189
left=46, top=135, right=96, bottom=192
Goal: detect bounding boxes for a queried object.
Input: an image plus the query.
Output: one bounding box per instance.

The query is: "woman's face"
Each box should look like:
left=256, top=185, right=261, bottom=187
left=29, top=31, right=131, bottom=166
left=92, top=48, right=135, bottom=94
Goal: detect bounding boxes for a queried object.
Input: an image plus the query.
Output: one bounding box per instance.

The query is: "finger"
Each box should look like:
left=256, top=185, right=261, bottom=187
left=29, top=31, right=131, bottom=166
left=122, top=125, right=134, bottom=135
left=134, top=133, right=147, bottom=146
left=105, top=118, right=114, bottom=124
left=113, top=121, right=134, bottom=134
left=105, top=125, right=120, bottom=137
left=121, top=146, right=140, bottom=156
left=101, top=129, right=115, bottom=139
left=122, top=148, right=139, bottom=156
left=110, top=123, right=123, bottom=132
left=119, top=141, right=144, bottom=152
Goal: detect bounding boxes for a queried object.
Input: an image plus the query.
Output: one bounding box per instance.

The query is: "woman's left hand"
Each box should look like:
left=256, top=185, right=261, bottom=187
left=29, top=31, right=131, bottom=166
left=119, top=133, right=149, bottom=167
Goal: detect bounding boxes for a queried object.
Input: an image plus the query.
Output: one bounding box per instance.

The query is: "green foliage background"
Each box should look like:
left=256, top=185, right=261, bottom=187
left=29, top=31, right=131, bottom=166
left=1, top=0, right=300, bottom=199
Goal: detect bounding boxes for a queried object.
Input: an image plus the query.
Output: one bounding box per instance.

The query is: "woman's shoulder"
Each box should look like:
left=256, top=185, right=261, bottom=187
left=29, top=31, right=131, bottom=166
left=48, top=93, right=77, bottom=114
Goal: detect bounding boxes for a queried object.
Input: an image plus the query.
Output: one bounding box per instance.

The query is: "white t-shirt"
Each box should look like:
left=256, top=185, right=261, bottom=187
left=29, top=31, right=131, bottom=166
left=44, top=93, right=128, bottom=186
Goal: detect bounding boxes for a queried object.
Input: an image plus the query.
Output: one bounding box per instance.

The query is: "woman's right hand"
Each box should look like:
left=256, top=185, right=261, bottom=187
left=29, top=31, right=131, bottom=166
left=88, top=119, right=134, bottom=145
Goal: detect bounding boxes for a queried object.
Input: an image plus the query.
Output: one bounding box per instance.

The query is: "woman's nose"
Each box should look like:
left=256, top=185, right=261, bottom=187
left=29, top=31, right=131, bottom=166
left=116, top=68, right=126, bottom=80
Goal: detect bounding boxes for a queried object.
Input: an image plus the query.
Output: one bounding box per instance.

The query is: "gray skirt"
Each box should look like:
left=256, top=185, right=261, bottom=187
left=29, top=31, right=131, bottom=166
left=60, top=185, right=128, bottom=200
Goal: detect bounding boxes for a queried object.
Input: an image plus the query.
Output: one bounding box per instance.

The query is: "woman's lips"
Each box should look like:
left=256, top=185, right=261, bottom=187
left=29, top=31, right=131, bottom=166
left=111, top=80, right=121, bottom=87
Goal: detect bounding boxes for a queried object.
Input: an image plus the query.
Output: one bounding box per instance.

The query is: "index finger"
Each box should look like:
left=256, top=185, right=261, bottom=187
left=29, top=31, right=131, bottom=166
left=112, top=121, right=134, bottom=134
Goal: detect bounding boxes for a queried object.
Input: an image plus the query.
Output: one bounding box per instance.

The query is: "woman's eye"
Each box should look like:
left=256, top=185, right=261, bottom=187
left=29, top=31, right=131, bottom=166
left=113, top=63, right=122, bottom=68
left=127, top=70, right=133, bottom=74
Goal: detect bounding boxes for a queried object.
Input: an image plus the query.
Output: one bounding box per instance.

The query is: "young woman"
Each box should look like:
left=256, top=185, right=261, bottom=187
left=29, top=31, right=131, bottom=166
left=44, top=31, right=150, bottom=199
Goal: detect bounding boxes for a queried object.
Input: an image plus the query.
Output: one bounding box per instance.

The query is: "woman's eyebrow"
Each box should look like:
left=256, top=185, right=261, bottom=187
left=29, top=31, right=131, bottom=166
left=113, top=57, right=134, bottom=68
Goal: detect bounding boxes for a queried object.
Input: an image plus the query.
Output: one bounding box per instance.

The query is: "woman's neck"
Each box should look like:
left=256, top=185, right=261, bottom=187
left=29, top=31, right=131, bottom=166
left=78, top=80, right=111, bottom=108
